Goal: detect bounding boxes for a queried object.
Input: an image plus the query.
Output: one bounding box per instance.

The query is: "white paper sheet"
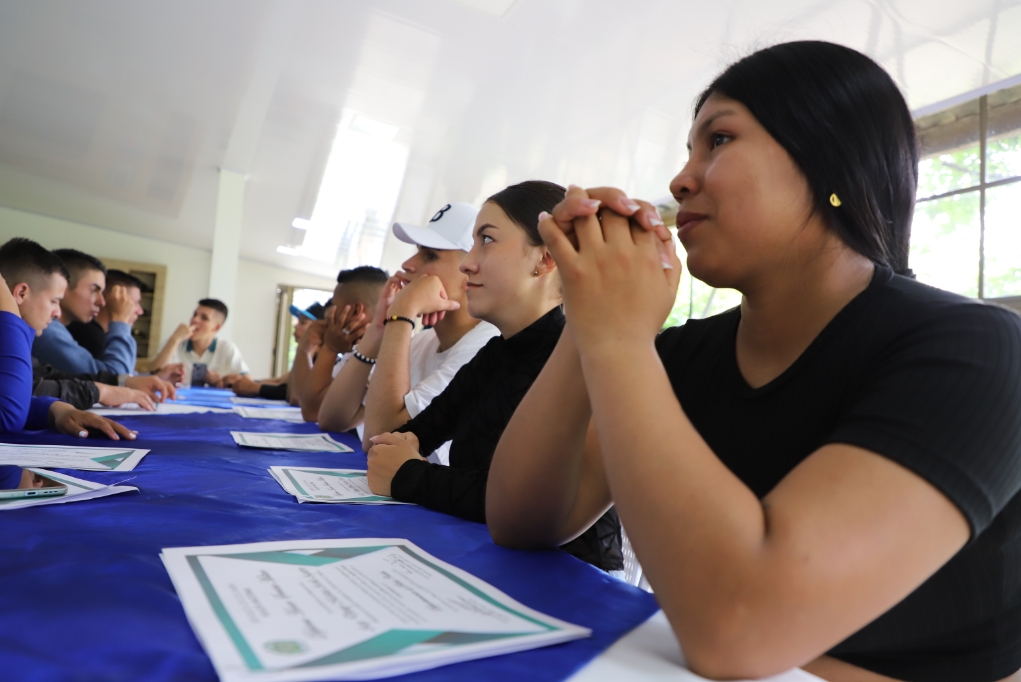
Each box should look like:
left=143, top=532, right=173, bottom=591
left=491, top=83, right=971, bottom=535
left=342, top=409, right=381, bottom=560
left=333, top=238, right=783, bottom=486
left=230, top=397, right=291, bottom=406
left=232, top=432, right=352, bottom=453
left=569, top=610, right=825, bottom=682
left=161, top=538, right=589, bottom=682
left=268, top=467, right=407, bottom=505
left=233, top=406, right=305, bottom=422
left=91, top=402, right=234, bottom=416
left=0, top=442, right=150, bottom=471
left=0, top=468, right=138, bottom=511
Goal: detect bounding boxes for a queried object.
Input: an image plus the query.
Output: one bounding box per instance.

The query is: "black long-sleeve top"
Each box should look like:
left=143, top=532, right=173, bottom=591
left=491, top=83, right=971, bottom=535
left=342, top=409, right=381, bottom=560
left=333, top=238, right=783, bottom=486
left=259, top=383, right=288, bottom=400
left=31, top=358, right=112, bottom=409
left=393, top=306, right=623, bottom=571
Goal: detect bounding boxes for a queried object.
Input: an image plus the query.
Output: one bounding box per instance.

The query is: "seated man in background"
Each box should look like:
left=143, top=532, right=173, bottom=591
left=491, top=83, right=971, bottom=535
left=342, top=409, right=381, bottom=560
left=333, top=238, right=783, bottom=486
left=291, top=266, right=387, bottom=416
left=224, top=301, right=327, bottom=400
left=67, top=267, right=185, bottom=385
left=32, top=248, right=136, bottom=375
left=150, top=298, right=248, bottom=387
left=0, top=248, right=136, bottom=440
left=67, top=269, right=146, bottom=359
left=0, top=238, right=175, bottom=410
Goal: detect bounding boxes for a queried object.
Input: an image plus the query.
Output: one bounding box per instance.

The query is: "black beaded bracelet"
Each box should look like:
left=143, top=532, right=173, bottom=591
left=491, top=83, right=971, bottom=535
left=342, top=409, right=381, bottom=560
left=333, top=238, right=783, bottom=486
left=352, top=346, right=376, bottom=365
left=384, top=315, right=415, bottom=328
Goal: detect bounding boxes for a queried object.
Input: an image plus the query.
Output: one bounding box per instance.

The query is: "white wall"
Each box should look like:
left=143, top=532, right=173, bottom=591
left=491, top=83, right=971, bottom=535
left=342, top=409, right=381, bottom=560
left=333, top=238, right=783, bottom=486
left=232, top=260, right=335, bottom=378
left=0, top=205, right=335, bottom=378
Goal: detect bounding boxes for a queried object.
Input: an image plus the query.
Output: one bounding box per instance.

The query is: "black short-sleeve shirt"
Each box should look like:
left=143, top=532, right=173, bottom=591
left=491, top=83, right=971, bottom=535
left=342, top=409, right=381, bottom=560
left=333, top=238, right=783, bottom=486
left=655, top=266, right=1021, bottom=682
left=392, top=307, right=623, bottom=572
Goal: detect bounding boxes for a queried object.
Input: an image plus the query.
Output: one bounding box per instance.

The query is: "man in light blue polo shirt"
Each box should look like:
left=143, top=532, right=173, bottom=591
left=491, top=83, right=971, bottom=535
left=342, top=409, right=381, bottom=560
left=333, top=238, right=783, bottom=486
left=32, top=249, right=136, bottom=375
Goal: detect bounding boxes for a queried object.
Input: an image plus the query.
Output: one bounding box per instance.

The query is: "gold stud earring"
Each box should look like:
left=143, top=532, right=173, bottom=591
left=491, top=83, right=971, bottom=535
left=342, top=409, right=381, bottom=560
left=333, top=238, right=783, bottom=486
left=533, top=269, right=539, bottom=276
left=829, top=193, right=842, bottom=207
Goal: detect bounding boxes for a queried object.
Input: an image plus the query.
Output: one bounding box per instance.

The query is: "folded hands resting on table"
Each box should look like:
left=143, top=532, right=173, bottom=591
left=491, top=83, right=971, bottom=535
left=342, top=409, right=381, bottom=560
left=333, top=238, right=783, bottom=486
left=366, top=431, right=425, bottom=497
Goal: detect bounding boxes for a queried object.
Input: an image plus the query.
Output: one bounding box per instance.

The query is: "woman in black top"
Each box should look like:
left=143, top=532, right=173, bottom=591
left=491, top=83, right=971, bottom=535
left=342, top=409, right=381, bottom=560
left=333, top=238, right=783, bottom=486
left=487, top=42, right=1021, bottom=682
left=366, top=181, right=622, bottom=572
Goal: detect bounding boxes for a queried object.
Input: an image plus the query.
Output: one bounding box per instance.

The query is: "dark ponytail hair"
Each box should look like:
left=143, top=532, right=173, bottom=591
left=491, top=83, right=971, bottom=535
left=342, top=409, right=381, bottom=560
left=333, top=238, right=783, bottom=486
left=486, top=180, right=566, bottom=247
left=696, top=41, right=918, bottom=274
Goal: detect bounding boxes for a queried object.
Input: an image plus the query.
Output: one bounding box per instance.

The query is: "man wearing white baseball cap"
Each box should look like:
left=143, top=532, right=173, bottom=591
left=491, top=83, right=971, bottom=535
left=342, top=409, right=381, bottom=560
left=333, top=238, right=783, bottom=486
left=391, top=202, right=479, bottom=252
left=318, top=203, right=499, bottom=465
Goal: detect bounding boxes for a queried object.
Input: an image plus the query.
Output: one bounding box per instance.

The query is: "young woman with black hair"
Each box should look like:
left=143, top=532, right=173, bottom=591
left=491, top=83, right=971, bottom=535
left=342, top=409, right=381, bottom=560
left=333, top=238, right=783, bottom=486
left=487, top=42, right=1021, bottom=681
left=366, top=180, right=623, bottom=572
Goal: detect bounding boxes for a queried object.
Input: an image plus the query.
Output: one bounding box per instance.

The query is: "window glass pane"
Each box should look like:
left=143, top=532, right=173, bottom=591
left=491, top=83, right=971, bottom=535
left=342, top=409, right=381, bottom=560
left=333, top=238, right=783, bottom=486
left=916, top=99, right=980, bottom=199
left=987, top=134, right=1021, bottom=183
left=909, top=192, right=980, bottom=297
left=917, top=148, right=982, bottom=199
left=983, top=181, right=1021, bottom=298
left=987, top=84, right=1021, bottom=183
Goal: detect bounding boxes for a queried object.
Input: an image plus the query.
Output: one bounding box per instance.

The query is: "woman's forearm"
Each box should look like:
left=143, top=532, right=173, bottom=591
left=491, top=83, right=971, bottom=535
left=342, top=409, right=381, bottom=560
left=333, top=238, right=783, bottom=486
left=487, top=329, right=611, bottom=549
left=317, top=355, right=372, bottom=432
left=287, top=345, right=317, bottom=408
left=299, top=349, right=343, bottom=422
left=362, top=323, right=415, bottom=450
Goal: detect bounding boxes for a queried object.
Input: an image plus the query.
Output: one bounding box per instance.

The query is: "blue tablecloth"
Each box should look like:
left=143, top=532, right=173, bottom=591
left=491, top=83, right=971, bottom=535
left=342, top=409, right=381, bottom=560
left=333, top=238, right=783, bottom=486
left=0, top=389, right=659, bottom=682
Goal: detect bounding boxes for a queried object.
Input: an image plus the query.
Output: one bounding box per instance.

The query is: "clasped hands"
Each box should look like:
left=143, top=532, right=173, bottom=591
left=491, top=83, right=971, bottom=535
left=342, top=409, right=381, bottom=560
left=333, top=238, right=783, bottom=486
left=365, top=431, right=425, bottom=497
left=538, top=185, right=682, bottom=350
left=356, top=274, right=460, bottom=360
left=296, top=304, right=370, bottom=357
left=387, top=275, right=459, bottom=328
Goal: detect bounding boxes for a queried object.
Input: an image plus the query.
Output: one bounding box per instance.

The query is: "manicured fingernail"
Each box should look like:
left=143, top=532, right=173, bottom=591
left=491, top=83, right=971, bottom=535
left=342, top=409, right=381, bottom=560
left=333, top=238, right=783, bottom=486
left=567, top=184, right=582, bottom=191
left=126, top=433, right=136, bottom=439
left=581, top=199, right=601, bottom=210
left=660, top=252, right=674, bottom=270
left=78, top=430, right=88, bottom=437
left=622, top=199, right=641, bottom=212
left=646, top=210, right=664, bottom=226
left=538, top=211, right=551, bottom=222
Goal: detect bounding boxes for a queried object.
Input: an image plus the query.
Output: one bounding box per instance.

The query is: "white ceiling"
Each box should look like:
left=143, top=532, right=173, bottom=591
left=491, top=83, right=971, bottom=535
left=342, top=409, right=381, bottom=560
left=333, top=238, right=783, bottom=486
left=0, top=0, right=1018, bottom=279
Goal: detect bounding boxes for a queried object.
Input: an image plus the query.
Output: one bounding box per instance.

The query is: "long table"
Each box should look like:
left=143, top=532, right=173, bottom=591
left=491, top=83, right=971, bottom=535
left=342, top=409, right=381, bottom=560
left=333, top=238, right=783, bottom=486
left=0, top=389, right=658, bottom=682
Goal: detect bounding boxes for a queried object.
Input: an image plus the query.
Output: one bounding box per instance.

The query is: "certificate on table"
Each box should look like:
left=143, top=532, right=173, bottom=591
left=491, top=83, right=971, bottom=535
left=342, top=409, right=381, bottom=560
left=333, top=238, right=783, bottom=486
left=268, top=466, right=407, bottom=505
left=232, top=432, right=352, bottom=453
left=233, top=406, right=304, bottom=422
left=91, top=402, right=233, bottom=416
left=231, top=397, right=290, bottom=406
left=0, top=468, right=138, bottom=511
left=161, top=538, right=590, bottom=682
left=0, top=443, right=150, bottom=471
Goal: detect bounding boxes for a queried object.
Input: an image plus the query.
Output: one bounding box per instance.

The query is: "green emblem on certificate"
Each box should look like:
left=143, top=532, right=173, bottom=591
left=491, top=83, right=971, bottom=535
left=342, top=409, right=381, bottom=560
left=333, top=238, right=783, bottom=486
left=264, top=640, right=305, bottom=654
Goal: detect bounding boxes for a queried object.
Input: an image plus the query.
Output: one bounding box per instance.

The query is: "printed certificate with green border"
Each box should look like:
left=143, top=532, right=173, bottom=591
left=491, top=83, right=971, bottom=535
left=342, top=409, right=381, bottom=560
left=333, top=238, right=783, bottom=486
left=0, top=443, right=149, bottom=471
left=232, top=432, right=353, bottom=453
left=161, top=538, right=590, bottom=682
left=233, top=407, right=304, bottom=422
left=268, top=467, right=409, bottom=505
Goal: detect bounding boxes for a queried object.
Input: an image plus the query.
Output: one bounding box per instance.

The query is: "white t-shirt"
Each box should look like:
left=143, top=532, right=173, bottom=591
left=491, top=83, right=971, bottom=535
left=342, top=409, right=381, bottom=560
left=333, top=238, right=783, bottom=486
left=173, top=337, right=250, bottom=376
left=405, top=321, right=500, bottom=465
